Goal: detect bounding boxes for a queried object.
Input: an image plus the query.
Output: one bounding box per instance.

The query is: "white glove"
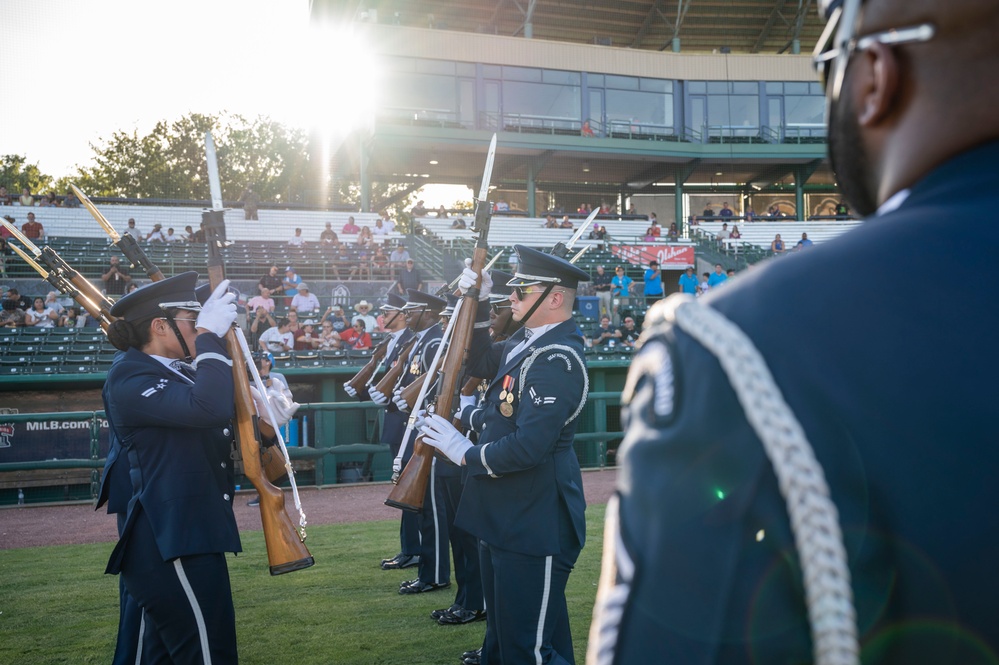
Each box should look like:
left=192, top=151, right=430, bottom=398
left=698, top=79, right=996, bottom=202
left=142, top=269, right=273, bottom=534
left=412, top=409, right=429, bottom=430
left=343, top=382, right=357, bottom=398
left=196, top=280, right=237, bottom=337
left=249, top=385, right=300, bottom=428
left=457, top=258, right=493, bottom=301
left=392, top=455, right=403, bottom=477
left=419, top=414, right=473, bottom=466
left=369, top=388, right=388, bottom=405
left=459, top=394, right=477, bottom=411
left=392, top=389, right=410, bottom=413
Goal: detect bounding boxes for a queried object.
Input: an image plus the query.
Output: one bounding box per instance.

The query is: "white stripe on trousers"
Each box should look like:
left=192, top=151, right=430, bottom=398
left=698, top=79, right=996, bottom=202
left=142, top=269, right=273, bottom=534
left=534, top=555, right=554, bottom=665
left=133, top=611, right=145, bottom=665
left=172, top=558, right=213, bottom=665
left=430, top=458, right=441, bottom=584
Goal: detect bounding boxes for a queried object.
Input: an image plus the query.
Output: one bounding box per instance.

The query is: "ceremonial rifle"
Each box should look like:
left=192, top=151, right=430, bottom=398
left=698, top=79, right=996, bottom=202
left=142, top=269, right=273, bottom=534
left=203, top=132, right=314, bottom=575
left=386, top=134, right=497, bottom=511
left=551, top=208, right=599, bottom=259
left=71, top=184, right=163, bottom=281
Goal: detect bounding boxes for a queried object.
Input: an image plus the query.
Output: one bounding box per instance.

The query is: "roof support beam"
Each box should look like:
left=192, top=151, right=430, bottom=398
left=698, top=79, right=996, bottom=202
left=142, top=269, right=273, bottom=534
left=631, top=0, right=668, bottom=48
left=657, top=0, right=693, bottom=52
left=752, top=0, right=790, bottom=53
left=779, top=0, right=814, bottom=54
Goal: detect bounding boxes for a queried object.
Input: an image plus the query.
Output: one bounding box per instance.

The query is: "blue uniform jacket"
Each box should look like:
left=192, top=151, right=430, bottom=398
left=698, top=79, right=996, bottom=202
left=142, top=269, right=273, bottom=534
left=457, top=319, right=587, bottom=557
left=104, top=334, right=241, bottom=574
left=595, top=140, right=999, bottom=663
left=399, top=324, right=443, bottom=391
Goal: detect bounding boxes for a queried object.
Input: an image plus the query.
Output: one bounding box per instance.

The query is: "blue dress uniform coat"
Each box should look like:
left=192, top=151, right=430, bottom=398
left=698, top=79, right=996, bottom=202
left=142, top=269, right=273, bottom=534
left=590, top=141, right=999, bottom=664
left=459, top=318, right=588, bottom=664
left=103, top=332, right=241, bottom=664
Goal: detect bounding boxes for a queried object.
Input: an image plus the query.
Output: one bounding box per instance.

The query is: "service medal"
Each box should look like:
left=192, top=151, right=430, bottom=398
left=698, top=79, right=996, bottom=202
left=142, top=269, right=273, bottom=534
left=499, top=389, right=508, bottom=401
left=499, top=402, right=514, bottom=417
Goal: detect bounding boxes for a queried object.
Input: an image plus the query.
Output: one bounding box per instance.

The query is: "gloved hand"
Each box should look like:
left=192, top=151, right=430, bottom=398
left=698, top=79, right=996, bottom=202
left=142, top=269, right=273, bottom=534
left=391, top=455, right=403, bottom=481
left=459, top=394, right=477, bottom=411
left=419, top=414, right=473, bottom=466
left=369, top=387, right=389, bottom=405
left=249, top=385, right=300, bottom=428
left=196, top=280, right=237, bottom=337
left=392, top=389, right=410, bottom=413
left=343, top=382, right=357, bottom=398
left=457, top=258, right=493, bottom=301
left=412, top=409, right=429, bottom=430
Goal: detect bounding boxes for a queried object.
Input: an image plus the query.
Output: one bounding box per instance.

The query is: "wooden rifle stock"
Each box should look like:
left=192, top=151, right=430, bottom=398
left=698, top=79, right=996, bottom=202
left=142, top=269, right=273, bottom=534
left=346, top=339, right=389, bottom=393
left=203, top=210, right=314, bottom=575
left=386, top=204, right=492, bottom=512
left=372, top=336, right=419, bottom=397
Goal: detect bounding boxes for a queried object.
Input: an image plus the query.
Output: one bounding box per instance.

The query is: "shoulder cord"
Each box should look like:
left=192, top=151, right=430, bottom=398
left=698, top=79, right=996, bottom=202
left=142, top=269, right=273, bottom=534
left=517, top=343, right=589, bottom=426
left=647, top=296, right=859, bottom=665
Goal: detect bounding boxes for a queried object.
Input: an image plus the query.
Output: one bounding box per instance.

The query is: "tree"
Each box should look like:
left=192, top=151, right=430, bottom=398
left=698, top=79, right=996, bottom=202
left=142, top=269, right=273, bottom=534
left=0, top=155, right=53, bottom=198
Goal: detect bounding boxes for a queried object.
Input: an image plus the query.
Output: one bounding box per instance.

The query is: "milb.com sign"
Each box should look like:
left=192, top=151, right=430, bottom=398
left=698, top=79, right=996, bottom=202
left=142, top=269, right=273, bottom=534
left=0, top=418, right=111, bottom=464
left=611, top=244, right=695, bottom=268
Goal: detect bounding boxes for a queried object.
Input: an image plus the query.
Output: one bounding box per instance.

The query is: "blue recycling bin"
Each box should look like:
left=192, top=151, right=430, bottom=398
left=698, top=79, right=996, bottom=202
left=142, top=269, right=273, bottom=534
left=576, top=296, right=599, bottom=320
left=281, top=418, right=299, bottom=447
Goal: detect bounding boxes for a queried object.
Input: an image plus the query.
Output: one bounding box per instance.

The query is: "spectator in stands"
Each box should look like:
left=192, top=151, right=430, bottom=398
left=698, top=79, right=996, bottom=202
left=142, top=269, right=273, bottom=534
left=126, top=282, right=141, bottom=294
left=124, top=218, right=141, bottom=237
left=698, top=272, right=711, bottom=296
left=19, top=187, right=34, bottom=207
left=411, top=200, right=428, bottom=217
left=43, top=291, right=65, bottom=316
left=716, top=222, right=731, bottom=249
left=678, top=266, right=698, bottom=295
left=59, top=306, right=82, bottom=328
left=592, top=265, right=612, bottom=319
left=247, top=284, right=275, bottom=313
left=282, top=267, right=302, bottom=305
left=288, top=228, right=306, bottom=247
left=324, top=304, right=351, bottom=333
left=648, top=219, right=661, bottom=237
left=389, top=242, right=411, bottom=269
left=240, top=186, right=260, bottom=220
left=436, top=205, right=449, bottom=218
left=342, top=216, right=360, bottom=234
left=617, top=316, right=640, bottom=348
left=589, top=224, right=607, bottom=241
left=745, top=207, right=756, bottom=222
left=702, top=204, right=715, bottom=220
left=370, top=244, right=389, bottom=279
left=0, top=186, right=10, bottom=205
left=379, top=211, right=396, bottom=232
left=581, top=121, right=595, bottom=137
left=0, top=297, right=25, bottom=327
left=770, top=233, right=786, bottom=255
left=340, top=318, right=372, bottom=350
left=560, top=216, right=574, bottom=229
left=643, top=261, right=664, bottom=306
left=21, top=212, right=44, bottom=240
left=0, top=236, right=6, bottom=277
left=63, top=190, right=80, bottom=208
left=248, top=307, right=276, bottom=349
left=730, top=225, right=742, bottom=239
left=649, top=212, right=658, bottom=226
left=544, top=215, right=558, bottom=229
left=356, top=225, right=374, bottom=249
left=611, top=266, right=632, bottom=326
left=600, top=200, right=614, bottom=214
left=295, top=319, right=320, bottom=351
left=395, top=259, right=423, bottom=295
left=795, top=232, right=813, bottom=250
left=290, top=283, right=320, bottom=313
left=727, top=269, right=736, bottom=279
left=38, top=191, right=58, bottom=207
left=319, top=222, right=339, bottom=246
left=258, top=265, right=282, bottom=295
left=708, top=263, right=728, bottom=287
left=719, top=202, right=734, bottom=219
left=285, top=308, right=302, bottom=333
left=835, top=201, right=850, bottom=217
left=0, top=215, right=12, bottom=238
left=5, top=287, right=30, bottom=311
left=351, top=300, right=377, bottom=333
left=164, top=228, right=182, bottom=243
left=372, top=218, right=390, bottom=236
left=450, top=218, right=467, bottom=229
left=593, top=315, right=617, bottom=346
left=258, top=317, right=295, bottom=354
left=643, top=227, right=656, bottom=242
left=26, top=296, right=59, bottom=328
left=101, top=256, right=132, bottom=296
left=145, top=224, right=165, bottom=243
left=627, top=202, right=638, bottom=215
left=576, top=203, right=591, bottom=214
left=667, top=222, right=679, bottom=241
left=317, top=319, right=342, bottom=350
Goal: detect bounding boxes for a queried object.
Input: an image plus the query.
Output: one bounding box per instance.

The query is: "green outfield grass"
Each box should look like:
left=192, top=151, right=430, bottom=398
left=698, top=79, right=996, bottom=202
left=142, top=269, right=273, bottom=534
left=0, top=505, right=605, bottom=664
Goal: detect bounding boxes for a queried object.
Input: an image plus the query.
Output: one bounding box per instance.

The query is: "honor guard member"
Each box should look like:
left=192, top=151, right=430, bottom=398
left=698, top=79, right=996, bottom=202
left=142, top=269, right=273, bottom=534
left=383, top=289, right=452, bottom=593
left=419, top=245, right=590, bottom=665
left=344, top=292, right=419, bottom=569
left=102, top=272, right=242, bottom=664
left=589, top=1, right=999, bottom=663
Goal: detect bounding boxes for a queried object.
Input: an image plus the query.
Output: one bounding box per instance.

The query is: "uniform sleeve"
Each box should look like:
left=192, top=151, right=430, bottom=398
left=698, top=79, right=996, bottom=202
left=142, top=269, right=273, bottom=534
left=108, top=335, right=235, bottom=430
left=465, top=347, right=585, bottom=476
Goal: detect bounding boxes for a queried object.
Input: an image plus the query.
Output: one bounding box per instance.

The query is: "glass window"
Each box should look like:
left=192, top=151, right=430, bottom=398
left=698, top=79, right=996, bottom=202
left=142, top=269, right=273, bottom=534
left=457, top=62, right=476, bottom=77
left=707, top=93, right=759, bottom=133
left=810, top=82, right=824, bottom=95
left=417, top=59, right=455, bottom=75
left=733, top=82, right=758, bottom=94
left=482, top=64, right=502, bottom=78
left=587, top=73, right=605, bottom=87
left=766, top=81, right=783, bottom=94
left=707, top=82, right=729, bottom=94
left=785, top=82, right=810, bottom=94
left=606, top=75, right=639, bottom=90
left=503, top=81, right=581, bottom=119
left=640, top=78, right=671, bottom=93
left=384, top=72, right=456, bottom=113
left=688, top=81, right=707, bottom=94
left=785, top=95, right=825, bottom=125
left=544, top=69, right=580, bottom=85
left=503, top=66, right=542, bottom=82
left=607, top=90, right=673, bottom=129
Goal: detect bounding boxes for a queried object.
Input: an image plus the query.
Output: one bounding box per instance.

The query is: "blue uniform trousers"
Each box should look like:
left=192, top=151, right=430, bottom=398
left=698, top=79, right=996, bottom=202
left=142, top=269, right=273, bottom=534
left=120, top=507, right=237, bottom=664
left=440, top=467, right=482, bottom=611
left=415, top=457, right=450, bottom=586
left=385, top=411, right=420, bottom=557
left=112, top=512, right=143, bottom=665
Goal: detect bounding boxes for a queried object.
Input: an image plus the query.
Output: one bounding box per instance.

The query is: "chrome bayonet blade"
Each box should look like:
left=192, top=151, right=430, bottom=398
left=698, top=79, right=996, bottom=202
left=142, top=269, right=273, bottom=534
left=0, top=221, right=41, bottom=256
left=9, top=243, right=48, bottom=277
left=477, top=133, right=498, bottom=202
left=205, top=131, right=224, bottom=211
left=567, top=208, right=600, bottom=249
left=72, top=184, right=121, bottom=242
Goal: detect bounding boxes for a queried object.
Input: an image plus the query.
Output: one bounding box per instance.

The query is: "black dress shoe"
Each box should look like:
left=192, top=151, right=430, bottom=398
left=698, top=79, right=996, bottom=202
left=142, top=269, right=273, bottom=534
left=461, top=647, right=481, bottom=660
left=381, top=553, right=420, bottom=570
left=439, top=608, right=486, bottom=625
left=461, top=648, right=482, bottom=665
left=431, top=603, right=462, bottom=621
left=398, top=580, right=451, bottom=595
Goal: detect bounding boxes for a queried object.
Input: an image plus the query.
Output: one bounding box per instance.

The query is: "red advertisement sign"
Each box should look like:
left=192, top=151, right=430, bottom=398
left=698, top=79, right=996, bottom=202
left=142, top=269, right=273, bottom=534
left=611, top=244, right=695, bottom=268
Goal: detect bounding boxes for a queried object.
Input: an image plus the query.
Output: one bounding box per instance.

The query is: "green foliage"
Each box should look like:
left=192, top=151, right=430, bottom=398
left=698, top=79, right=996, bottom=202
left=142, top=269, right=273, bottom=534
left=0, top=154, right=53, bottom=197
left=0, top=506, right=605, bottom=664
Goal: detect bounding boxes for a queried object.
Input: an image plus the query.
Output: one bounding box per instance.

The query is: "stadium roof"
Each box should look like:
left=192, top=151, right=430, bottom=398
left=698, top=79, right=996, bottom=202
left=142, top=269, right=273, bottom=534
left=313, top=0, right=826, bottom=55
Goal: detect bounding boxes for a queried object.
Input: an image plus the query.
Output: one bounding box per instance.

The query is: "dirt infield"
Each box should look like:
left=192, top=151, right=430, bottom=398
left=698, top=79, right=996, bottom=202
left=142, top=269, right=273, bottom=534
left=0, top=467, right=618, bottom=550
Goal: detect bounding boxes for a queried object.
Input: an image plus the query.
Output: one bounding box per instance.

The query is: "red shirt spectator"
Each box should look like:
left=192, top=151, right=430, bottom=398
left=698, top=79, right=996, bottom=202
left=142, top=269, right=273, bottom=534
left=339, top=321, right=372, bottom=349
left=21, top=212, right=44, bottom=239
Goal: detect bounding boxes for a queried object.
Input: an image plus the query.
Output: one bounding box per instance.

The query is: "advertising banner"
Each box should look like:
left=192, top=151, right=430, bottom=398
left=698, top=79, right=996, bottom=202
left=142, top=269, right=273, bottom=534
left=611, top=244, right=695, bottom=268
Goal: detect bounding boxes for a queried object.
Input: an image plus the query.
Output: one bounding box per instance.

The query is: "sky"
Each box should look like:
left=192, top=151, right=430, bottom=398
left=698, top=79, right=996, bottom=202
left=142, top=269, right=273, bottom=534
left=0, top=0, right=468, bottom=206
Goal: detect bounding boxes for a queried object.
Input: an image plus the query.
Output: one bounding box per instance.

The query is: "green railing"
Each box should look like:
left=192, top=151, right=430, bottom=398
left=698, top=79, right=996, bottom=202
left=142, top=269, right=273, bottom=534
left=0, top=393, right=624, bottom=506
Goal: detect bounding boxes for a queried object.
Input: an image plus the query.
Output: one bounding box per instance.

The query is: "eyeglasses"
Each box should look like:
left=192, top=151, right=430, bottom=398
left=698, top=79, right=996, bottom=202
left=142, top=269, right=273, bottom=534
left=812, top=5, right=935, bottom=97
left=512, top=285, right=566, bottom=300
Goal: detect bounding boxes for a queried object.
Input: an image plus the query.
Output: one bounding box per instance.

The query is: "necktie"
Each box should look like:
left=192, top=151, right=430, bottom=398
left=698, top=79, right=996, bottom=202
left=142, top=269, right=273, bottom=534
left=170, top=360, right=197, bottom=381
left=508, top=328, right=534, bottom=362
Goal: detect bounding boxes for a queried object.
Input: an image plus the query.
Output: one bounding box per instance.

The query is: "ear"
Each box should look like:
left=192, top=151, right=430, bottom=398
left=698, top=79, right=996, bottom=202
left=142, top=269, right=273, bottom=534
left=855, top=42, right=900, bottom=127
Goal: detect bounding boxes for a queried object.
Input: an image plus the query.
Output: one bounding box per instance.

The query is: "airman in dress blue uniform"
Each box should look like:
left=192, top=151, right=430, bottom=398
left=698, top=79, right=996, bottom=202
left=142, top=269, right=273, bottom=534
left=420, top=246, right=590, bottom=664
left=102, top=272, right=241, bottom=664
left=589, top=1, right=999, bottom=663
